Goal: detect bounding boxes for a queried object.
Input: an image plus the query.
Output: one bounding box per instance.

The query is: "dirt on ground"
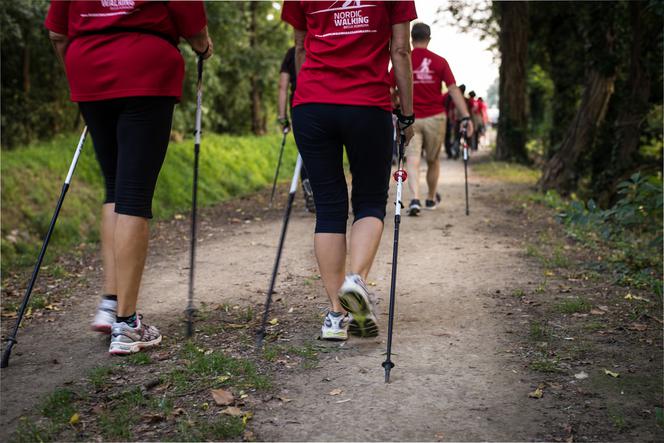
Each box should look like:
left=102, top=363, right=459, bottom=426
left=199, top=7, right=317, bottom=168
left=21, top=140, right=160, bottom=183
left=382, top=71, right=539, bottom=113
left=1, top=151, right=662, bottom=442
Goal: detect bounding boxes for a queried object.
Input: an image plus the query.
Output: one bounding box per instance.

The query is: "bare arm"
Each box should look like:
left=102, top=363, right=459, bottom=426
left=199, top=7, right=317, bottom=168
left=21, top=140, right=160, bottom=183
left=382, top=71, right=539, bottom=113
left=390, top=22, right=414, bottom=143
left=277, top=72, right=290, bottom=130
left=185, top=25, right=213, bottom=59
left=294, top=29, right=306, bottom=76
left=448, top=84, right=474, bottom=136
left=48, top=31, right=68, bottom=70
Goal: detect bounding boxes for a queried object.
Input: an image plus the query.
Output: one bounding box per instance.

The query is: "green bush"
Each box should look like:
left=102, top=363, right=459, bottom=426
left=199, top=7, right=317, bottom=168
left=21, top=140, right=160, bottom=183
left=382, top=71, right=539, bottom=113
left=535, top=173, right=663, bottom=294
left=1, top=131, right=297, bottom=272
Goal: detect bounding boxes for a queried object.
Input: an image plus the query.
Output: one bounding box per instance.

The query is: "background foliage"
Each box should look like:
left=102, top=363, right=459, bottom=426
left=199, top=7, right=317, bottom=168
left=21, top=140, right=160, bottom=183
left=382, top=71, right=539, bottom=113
left=0, top=1, right=291, bottom=148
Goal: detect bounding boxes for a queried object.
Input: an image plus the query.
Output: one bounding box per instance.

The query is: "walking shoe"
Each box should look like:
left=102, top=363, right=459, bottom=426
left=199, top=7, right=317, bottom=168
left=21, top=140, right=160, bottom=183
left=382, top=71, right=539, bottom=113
left=320, top=311, right=351, bottom=341
left=302, top=178, right=316, bottom=213
left=109, top=316, right=162, bottom=355
left=425, top=193, right=442, bottom=210
left=91, top=298, right=117, bottom=334
left=339, top=274, right=379, bottom=337
left=408, top=199, right=421, bottom=216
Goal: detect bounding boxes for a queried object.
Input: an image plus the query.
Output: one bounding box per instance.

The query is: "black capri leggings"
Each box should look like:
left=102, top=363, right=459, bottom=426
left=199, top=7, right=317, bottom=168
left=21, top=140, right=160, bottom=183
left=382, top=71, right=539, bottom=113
left=292, top=104, right=393, bottom=234
left=79, top=97, right=176, bottom=218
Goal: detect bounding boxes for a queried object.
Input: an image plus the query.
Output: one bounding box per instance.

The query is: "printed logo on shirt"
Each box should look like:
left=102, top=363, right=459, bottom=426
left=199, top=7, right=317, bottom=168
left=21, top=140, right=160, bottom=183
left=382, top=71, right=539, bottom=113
left=100, top=0, right=135, bottom=10
left=309, top=1, right=378, bottom=38
left=414, top=58, right=434, bottom=84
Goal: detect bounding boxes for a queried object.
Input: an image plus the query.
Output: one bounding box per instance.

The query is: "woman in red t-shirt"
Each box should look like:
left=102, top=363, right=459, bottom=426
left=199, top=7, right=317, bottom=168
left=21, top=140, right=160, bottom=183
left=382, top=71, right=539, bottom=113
left=282, top=0, right=417, bottom=341
left=45, top=0, right=212, bottom=355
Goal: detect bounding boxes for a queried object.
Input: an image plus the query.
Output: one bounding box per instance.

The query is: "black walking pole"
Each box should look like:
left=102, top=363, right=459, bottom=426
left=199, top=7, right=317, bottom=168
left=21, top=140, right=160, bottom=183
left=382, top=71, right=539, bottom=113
left=269, top=127, right=289, bottom=207
left=1, top=127, right=88, bottom=368
left=382, top=113, right=409, bottom=383
left=186, top=55, right=204, bottom=338
left=257, top=155, right=303, bottom=348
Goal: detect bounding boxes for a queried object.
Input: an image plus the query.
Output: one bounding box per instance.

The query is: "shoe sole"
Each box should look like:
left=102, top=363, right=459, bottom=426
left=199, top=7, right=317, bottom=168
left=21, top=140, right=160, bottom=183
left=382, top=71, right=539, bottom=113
left=424, top=205, right=438, bottom=210
left=408, top=207, right=421, bottom=216
left=320, top=331, right=348, bottom=341
left=109, top=335, right=162, bottom=355
left=91, top=324, right=112, bottom=334
left=339, top=290, right=379, bottom=338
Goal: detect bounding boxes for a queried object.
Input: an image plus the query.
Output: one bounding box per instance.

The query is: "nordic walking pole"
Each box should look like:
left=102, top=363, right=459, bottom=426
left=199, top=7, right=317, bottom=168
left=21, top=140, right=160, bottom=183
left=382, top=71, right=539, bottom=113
left=257, top=155, right=303, bottom=348
left=269, top=127, right=289, bottom=207
left=382, top=112, right=409, bottom=383
left=461, top=127, right=470, bottom=216
left=1, top=127, right=88, bottom=369
left=186, top=54, right=204, bottom=338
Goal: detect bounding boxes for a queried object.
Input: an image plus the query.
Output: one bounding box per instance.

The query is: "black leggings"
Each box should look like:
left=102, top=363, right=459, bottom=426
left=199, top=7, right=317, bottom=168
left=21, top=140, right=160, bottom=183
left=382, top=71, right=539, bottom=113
left=292, top=104, right=393, bottom=234
left=79, top=97, right=176, bottom=218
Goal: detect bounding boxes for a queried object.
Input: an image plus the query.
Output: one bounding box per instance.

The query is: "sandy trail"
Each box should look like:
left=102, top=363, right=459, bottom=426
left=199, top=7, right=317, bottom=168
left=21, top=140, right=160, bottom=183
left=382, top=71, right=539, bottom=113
left=1, top=152, right=548, bottom=441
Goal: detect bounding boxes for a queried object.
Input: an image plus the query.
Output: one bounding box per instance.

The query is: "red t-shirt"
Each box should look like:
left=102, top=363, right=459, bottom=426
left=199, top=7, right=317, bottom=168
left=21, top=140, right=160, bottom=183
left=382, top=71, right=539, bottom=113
left=468, top=97, right=479, bottom=115
left=45, top=1, right=207, bottom=102
left=409, top=47, right=455, bottom=118
left=281, top=1, right=417, bottom=111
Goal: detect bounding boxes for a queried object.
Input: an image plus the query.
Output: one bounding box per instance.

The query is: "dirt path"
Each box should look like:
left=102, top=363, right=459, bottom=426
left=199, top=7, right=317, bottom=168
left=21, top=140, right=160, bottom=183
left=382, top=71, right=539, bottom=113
left=1, top=152, right=632, bottom=441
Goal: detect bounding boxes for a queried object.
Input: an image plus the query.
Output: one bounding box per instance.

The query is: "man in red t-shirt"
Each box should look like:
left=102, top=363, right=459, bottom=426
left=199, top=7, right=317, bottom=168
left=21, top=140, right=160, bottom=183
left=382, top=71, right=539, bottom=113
left=282, top=0, right=417, bottom=341
left=399, top=23, right=472, bottom=215
left=45, top=1, right=212, bottom=356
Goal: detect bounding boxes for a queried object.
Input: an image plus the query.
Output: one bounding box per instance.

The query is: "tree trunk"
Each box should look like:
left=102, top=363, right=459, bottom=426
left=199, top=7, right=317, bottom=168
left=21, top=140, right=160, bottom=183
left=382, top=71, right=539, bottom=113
left=495, top=1, right=529, bottom=163
left=249, top=1, right=265, bottom=135
left=590, top=1, right=653, bottom=203
left=539, top=69, right=616, bottom=194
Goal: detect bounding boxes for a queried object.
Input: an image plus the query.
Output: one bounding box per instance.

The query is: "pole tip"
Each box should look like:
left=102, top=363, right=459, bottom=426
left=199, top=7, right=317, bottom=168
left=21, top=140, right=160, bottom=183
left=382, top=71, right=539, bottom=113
left=382, top=360, right=394, bottom=382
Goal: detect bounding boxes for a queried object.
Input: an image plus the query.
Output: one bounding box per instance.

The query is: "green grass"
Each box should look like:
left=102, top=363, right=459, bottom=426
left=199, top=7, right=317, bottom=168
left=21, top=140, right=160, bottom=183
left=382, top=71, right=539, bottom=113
left=1, top=131, right=298, bottom=272
left=173, top=416, right=245, bottom=441
left=530, top=357, right=562, bottom=373
left=473, top=161, right=541, bottom=184
left=529, top=321, right=550, bottom=341
left=167, top=342, right=270, bottom=394
left=555, top=297, right=592, bottom=314
left=124, top=352, right=152, bottom=366
left=88, top=366, right=114, bottom=390
left=40, top=389, right=77, bottom=424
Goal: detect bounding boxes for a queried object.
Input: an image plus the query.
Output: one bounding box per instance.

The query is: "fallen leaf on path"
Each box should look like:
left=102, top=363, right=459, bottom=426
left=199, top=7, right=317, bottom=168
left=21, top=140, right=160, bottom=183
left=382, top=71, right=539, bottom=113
left=329, top=388, right=343, bottom=396
left=288, top=307, right=294, bottom=313
left=142, top=412, right=165, bottom=423
left=624, top=293, right=650, bottom=302
left=211, top=388, right=234, bottom=406
left=589, top=309, right=605, bottom=315
left=435, top=432, right=445, bottom=441
left=628, top=323, right=647, bottom=332
left=69, top=413, right=80, bottom=425
left=574, top=371, right=588, bottom=380
left=603, top=369, right=620, bottom=378
left=172, top=407, right=185, bottom=416
left=544, top=270, right=555, bottom=277
left=242, top=411, right=254, bottom=425
left=269, top=318, right=279, bottom=325
left=278, top=396, right=293, bottom=403
left=221, top=406, right=244, bottom=417
left=528, top=385, right=544, bottom=399
left=335, top=398, right=351, bottom=404
left=243, top=430, right=256, bottom=442
left=216, top=375, right=231, bottom=383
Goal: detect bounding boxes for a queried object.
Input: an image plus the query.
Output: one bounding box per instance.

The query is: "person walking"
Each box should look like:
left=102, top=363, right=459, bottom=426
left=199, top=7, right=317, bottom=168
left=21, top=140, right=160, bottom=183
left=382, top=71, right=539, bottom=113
left=277, top=46, right=315, bottom=213
left=45, top=0, right=212, bottom=355
left=399, top=23, right=472, bottom=215
left=281, top=0, right=417, bottom=340
left=468, top=90, right=481, bottom=150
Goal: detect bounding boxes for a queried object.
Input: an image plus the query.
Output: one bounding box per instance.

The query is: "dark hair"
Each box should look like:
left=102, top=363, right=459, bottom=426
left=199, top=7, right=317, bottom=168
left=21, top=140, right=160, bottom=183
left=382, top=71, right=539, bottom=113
left=459, top=84, right=466, bottom=93
left=411, top=23, right=431, bottom=42
left=469, top=90, right=476, bottom=98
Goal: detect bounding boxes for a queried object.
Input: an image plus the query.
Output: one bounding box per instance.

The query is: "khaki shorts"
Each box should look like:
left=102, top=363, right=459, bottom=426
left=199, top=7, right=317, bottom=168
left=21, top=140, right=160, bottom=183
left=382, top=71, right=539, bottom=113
left=405, top=112, right=446, bottom=162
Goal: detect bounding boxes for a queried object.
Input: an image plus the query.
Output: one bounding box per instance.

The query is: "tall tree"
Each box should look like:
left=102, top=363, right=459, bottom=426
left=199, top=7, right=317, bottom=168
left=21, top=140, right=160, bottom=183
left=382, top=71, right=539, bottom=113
left=539, top=3, right=619, bottom=193
left=495, top=1, right=529, bottom=163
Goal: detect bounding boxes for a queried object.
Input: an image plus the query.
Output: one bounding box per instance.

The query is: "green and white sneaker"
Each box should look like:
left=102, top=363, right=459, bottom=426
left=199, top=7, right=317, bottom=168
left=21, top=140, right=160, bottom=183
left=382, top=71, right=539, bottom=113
left=321, top=311, right=351, bottom=341
left=339, top=274, right=379, bottom=337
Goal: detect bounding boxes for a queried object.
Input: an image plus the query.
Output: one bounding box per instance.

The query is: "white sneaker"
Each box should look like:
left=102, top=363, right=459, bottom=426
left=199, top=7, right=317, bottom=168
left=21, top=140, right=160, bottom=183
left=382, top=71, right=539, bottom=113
left=320, top=312, right=351, bottom=341
left=91, top=298, right=117, bottom=334
left=339, top=274, right=379, bottom=337
left=109, top=316, right=162, bottom=355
